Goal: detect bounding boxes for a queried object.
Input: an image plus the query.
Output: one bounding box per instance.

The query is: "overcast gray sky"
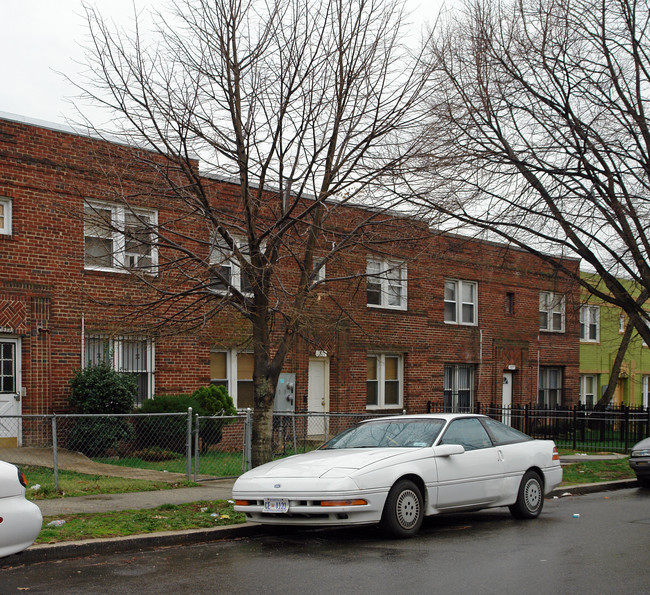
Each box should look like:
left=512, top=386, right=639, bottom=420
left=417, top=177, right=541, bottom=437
left=0, top=0, right=443, bottom=128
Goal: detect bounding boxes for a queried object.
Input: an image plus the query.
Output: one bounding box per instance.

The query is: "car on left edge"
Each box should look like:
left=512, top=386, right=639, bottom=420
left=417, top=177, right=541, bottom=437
left=629, top=437, right=650, bottom=488
left=0, top=460, right=42, bottom=558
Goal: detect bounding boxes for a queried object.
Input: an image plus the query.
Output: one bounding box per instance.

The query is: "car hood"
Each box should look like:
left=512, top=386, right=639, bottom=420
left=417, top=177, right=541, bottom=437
left=241, top=448, right=413, bottom=479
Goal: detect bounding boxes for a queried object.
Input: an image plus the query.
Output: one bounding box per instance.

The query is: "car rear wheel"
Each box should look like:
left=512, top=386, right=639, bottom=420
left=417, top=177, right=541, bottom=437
left=509, top=470, right=544, bottom=519
left=380, top=479, right=423, bottom=538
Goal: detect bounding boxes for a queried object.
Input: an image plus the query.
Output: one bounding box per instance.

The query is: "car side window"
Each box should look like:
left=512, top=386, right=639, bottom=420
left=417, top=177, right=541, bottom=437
left=481, top=417, right=531, bottom=445
left=439, top=418, right=493, bottom=451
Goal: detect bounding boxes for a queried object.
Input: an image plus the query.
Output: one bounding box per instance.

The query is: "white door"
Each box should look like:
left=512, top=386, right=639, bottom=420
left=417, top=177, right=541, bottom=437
left=502, top=372, right=513, bottom=427
left=0, top=338, right=21, bottom=447
left=307, top=358, right=329, bottom=438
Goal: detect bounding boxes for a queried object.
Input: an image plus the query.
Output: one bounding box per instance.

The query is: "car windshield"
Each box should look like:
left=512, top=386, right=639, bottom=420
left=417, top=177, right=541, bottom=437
left=321, top=419, right=446, bottom=449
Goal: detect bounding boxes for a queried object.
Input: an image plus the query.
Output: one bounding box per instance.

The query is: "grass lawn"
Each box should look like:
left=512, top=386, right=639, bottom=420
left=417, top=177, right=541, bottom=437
left=560, top=457, right=634, bottom=485
left=36, top=500, right=246, bottom=544
left=23, top=465, right=197, bottom=500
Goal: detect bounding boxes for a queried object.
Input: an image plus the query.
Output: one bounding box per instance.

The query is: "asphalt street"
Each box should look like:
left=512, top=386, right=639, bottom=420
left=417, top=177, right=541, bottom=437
left=2, top=487, right=648, bottom=595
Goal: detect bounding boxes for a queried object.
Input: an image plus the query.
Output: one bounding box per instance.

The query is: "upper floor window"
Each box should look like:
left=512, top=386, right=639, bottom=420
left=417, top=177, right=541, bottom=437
left=580, top=305, right=600, bottom=342
left=209, top=236, right=253, bottom=295
left=366, top=259, right=407, bottom=310
left=210, top=349, right=253, bottom=408
left=0, top=198, right=12, bottom=235
left=539, top=291, right=565, bottom=332
left=85, top=335, right=154, bottom=406
left=84, top=202, right=157, bottom=273
left=367, top=353, right=403, bottom=409
left=444, top=280, right=477, bottom=325
left=505, top=292, right=515, bottom=315
left=642, top=376, right=650, bottom=409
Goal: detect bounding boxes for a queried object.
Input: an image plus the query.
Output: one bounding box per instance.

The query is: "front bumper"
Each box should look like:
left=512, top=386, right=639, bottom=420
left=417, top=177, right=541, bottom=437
left=629, top=458, right=650, bottom=477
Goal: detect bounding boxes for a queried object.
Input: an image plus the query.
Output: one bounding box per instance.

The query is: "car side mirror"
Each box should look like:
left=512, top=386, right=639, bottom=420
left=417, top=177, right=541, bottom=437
left=434, top=444, right=465, bottom=457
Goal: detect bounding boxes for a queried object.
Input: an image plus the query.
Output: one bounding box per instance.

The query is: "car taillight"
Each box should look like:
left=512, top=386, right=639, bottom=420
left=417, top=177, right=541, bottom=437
left=17, top=466, right=27, bottom=488
left=552, top=446, right=560, bottom=461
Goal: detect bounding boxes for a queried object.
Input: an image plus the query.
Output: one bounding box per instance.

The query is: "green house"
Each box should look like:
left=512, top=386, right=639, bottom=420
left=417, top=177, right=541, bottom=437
left=580, top=275, right=650, bottom=408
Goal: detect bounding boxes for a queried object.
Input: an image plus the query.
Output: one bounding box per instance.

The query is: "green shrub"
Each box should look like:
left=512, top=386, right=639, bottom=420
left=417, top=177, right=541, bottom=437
left=191, top=384, right=237, bottom=416
left=135, top=387, right=237, bottom=454
left=67, top=362, right=137, bottom=457
left=69, top=361, right=137, bottom=414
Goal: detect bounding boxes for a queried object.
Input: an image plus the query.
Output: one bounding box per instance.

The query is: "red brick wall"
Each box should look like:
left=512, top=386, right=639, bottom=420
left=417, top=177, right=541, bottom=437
left=0, top=115, right=580, bottom=425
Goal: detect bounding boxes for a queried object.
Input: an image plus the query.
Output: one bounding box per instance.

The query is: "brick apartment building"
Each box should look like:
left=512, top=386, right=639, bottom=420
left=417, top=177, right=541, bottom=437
left=0, top=113, right=579, bottom=446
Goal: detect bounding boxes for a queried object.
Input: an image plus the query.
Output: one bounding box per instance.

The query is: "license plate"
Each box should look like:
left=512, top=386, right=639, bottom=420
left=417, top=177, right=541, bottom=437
left=263, top=498, right=289, bottom=513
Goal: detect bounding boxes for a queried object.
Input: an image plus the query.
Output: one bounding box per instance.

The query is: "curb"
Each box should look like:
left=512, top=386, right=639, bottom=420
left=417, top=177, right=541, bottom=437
left=3, top=522, right=268, bottom=567
left=548, top=478, right=639, bottom=497
left=4, top=479, right=639, bottom=566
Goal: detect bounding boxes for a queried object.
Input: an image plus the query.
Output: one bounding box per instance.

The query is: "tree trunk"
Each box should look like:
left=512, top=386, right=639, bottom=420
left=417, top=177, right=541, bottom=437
left=251, top=403, right=275, bottom=468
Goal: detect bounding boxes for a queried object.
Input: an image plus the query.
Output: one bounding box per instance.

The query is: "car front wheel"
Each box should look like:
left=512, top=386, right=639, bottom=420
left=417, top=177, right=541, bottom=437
left=509, top=470, right=544, bottom=519
left=637, top=475, right=650, bottom=488
left=380, top=479, right=423, bottom=538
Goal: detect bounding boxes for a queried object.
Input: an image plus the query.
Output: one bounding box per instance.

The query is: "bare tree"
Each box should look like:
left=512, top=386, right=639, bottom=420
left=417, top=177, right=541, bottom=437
left=75, top=0, right=433, bottom=466
left=423, top=0, right=650, bottom=348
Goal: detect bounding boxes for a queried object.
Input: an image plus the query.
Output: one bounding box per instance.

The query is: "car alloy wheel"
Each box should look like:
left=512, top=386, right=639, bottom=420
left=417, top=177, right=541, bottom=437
left=509, top=470, right=544, bottom=519
left=380, top=479, right=423, bottom=538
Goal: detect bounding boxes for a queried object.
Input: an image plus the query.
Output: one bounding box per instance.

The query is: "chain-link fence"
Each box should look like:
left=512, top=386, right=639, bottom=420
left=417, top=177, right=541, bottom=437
left=0, top=410, right=387, bottom=490
left=6, top=405, right=644, bottom=493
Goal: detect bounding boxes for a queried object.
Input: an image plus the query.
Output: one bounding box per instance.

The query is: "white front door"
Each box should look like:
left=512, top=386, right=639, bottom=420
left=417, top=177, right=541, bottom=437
left=307, top=358, right=329, bottom=438
left=0, top=338, right=21, bottom=447
left=502, top=372, right=513, bottom=426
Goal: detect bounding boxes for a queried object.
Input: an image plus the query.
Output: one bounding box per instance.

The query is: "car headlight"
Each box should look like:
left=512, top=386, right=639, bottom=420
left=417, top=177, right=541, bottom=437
left=631, top=449, right=650, bottom=457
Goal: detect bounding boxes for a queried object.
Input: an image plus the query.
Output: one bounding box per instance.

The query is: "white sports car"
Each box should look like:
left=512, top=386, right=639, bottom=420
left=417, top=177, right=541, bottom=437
left=233, top=413, right=562, bottom=537
left=0, top=460, right=43, bottom=557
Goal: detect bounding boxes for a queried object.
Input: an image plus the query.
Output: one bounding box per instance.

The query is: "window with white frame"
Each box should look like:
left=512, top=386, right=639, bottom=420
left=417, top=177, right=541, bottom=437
left=579, top=374, right=597, bottom=407
left=539, top=292, right=565, bottom=332
left=366, top=259, right=407, bottom=310
left=0, top=198, right=12, bottom=235
left=210, top=350, right=254, bottom=408
left=580, top=305, right=600, bottom=342
left=619, top=313, right=626, bottom=333
left=538, top=366, right=562, bottom=407
left=366, top=354, right=403, bottom=408
left=209, top=236, right=253, bottom=294
left=642, top=376, right=650, bottom=408
left=84, top=335, right=154, bottom=405
left=444, top=280, right=477, bottom=325
left=443, top=364, right=474, bottom=412
left=84, top=202, right=157, bottom=272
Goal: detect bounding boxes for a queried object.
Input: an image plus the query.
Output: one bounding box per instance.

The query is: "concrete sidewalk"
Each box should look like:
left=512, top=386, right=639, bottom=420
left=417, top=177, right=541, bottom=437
left=34, top=478, right=237, bottom=516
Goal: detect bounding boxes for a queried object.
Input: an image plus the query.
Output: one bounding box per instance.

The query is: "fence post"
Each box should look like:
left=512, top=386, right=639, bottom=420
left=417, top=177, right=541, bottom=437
left=572, top=406, right=577, bottom=451
left=186, top=407, right=193, bottom=481
left=194, top=413, right=200, bottom=482
left=51, top=413, right=59, bottom=493
left=244, top=408, right=253, bottom=472
left=524, top=404, right=529, bottom=435
left=623, top=405, right=629, bottom=452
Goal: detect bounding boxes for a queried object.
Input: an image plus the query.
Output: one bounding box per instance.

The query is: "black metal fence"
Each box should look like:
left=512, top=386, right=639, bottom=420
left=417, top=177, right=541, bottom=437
left=428, top=401, right=650, bottom=453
